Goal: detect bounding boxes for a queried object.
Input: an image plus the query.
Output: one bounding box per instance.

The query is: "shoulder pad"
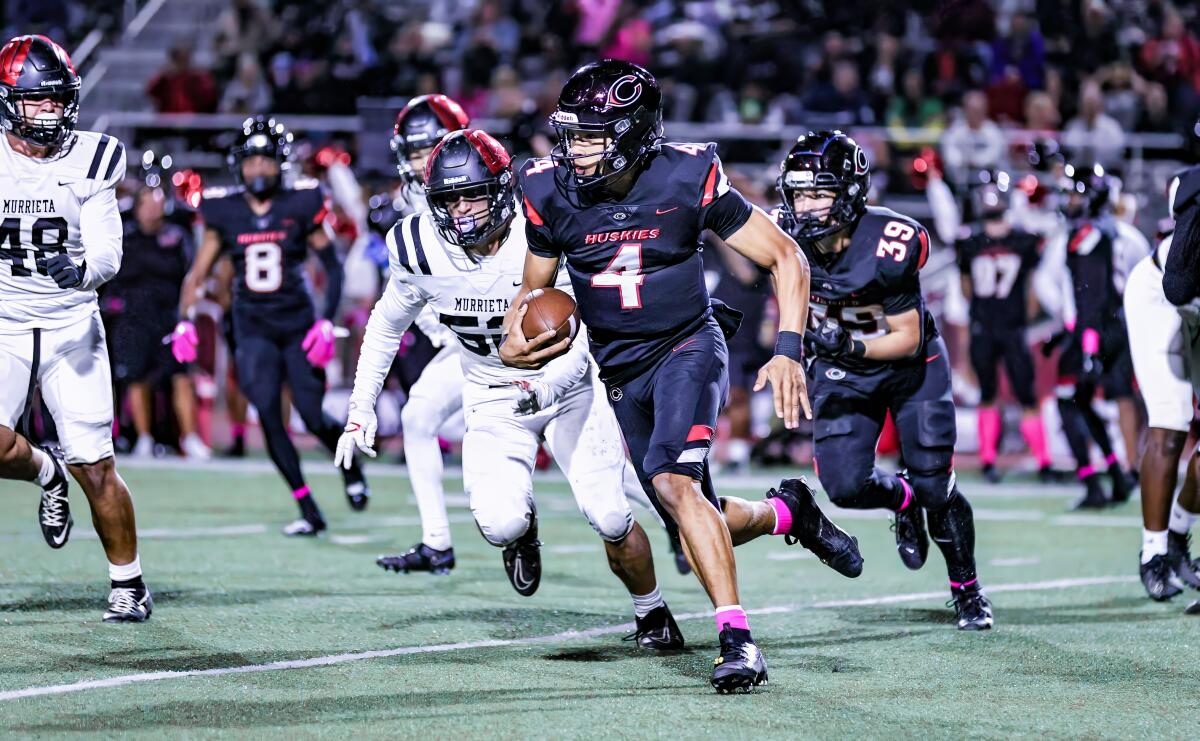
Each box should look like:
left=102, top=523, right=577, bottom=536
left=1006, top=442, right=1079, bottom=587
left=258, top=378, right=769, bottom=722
left=1172, top=164, right=1200, bottom=216
left=63, top=130, right=126, bottom=184
left=859, top=206, right=930, bottom=274
left=660, top=141, right=719, bottom=160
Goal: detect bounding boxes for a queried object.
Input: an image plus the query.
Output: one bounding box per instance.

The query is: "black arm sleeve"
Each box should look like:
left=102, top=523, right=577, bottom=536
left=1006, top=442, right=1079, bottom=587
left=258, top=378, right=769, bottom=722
left=316, top=245, right=343, bottom=321
left=1164, top=201, right=1200, bottom=306
left=701, top=188, right=753, bottom=240
left=1072, top=251, right=1108, bottom=333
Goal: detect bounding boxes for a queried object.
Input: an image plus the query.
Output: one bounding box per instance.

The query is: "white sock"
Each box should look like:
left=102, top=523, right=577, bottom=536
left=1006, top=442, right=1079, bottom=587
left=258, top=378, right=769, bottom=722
left=405, top=429, right=452, bottom=551
left=30, top=447, right=55, bottom=486
left=1169, top=501, right=1198, bottom=536
left=1142, top=530, right=1168, bottom=563
left=109, top=555, right=142, bottom=583
left=631, top=584, right=665, bottom=618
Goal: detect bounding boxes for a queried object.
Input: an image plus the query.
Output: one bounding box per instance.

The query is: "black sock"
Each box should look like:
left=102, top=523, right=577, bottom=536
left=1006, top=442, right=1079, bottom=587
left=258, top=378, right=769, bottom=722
left=926, top=488, right=978, bottom=585
left=111, top=576, right=144, bottom=590
left=297, top=493, right=324, bottom=523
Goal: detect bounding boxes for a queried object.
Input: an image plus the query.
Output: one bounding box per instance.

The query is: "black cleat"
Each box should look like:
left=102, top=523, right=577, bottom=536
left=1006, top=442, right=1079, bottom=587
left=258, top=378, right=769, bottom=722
left=377, top=543, right=455, bottom=575
left=711, top=626, right=767, bottom=694
left=668, top=530, right=691, bottom=575
left=502, top=515, right=542, bottom=596
left=1070, top=475, right=1109, bottom=510
left=283, top=517, right=326, bottom=537
left=624, top=604, right=685, bottom=650
left=103, top=584, right=153, bottom=623
left=36, top=446, right=72, bottom=549
left=891, top=472, right=928, bottom=571
left=342, top=464, right=370, bottom=511
left=1140, top=552, right=1183, bottom=601
left=982, top=463, right=1003, bottom=484
left=1166, top=531, right=1200, bottom=590
left=223, top=436, right=246, bottom=458
left=948, top=583, right=993, bottom=630
left=767, top=477, right=863, bottom=578
left=1186, top=600, right=1200, bottom=615
left=1108, top=464, right=1134, bottom=505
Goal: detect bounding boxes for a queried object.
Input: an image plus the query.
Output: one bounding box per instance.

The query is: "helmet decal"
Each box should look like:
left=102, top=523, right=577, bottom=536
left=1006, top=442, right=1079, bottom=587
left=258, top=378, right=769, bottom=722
left=605, top=75, right=642, bottom=109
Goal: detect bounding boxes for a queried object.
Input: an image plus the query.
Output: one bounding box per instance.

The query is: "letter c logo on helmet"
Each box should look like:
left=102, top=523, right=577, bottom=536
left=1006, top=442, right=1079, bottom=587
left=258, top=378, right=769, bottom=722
left=605, top=75, right=642, bottom=109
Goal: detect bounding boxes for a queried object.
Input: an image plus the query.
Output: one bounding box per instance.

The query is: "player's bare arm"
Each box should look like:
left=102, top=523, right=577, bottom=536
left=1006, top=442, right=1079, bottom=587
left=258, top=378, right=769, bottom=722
left=178, top=227, right=223, bottom=317
left=863, top=308, right=922, bottom=360
left=500, top=250, right=570, bottom=370
left=723, top=205, right=813, bottom=427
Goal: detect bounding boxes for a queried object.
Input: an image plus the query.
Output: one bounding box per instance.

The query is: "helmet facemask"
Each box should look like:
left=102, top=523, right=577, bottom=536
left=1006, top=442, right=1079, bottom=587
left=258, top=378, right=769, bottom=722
left=549, top=106, right=661, bottom=203
left=0, top=84, right=79, bottom=149
left=427, top=174, right=515, bottom=253
left=777, top=168, right=862, bottom=242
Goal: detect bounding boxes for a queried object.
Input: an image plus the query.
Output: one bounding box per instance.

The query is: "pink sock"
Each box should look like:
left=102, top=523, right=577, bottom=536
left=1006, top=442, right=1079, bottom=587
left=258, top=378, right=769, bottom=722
left=231, top=422, right=246, bottom=438
left=895, top=475, right=914, bottom=511
left=714, top=605, right=750, bottom=632
left=769, top=496, right=792, bottom=536
left=1019, top=416, right=1051, bottom=467
left=1077, top=465, right=1095, bottom=480
left=950, top=578, right=978, bottom=590
left=292, top=485, right=311, bottom=500
left=977, top=407, right=1001, bottom=465
left=1105, top=452, right=1119, bottom=467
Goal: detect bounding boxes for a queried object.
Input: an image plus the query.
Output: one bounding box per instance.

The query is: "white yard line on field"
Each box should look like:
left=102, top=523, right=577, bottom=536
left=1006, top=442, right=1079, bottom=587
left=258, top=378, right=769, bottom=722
left=0, top=574, right=1137, bottom=703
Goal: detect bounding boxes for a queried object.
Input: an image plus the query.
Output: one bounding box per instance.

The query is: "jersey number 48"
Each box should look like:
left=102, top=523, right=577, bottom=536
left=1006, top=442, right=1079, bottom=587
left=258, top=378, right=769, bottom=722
left=0, top=216, right=69, bottom=278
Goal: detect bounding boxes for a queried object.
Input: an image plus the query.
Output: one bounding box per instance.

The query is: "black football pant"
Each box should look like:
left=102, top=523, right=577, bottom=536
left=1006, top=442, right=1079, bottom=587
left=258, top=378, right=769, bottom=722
left=809, top=337, right=977, bottom=584
left=235, top=327, right=360, bottom=497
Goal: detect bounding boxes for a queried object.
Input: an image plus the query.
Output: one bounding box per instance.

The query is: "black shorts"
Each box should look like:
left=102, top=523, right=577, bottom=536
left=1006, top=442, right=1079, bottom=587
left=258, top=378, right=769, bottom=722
left=109, top=314, right=181, bottom=384
left=604, top=319, right=728, bottom=526
left=969, top=323, right=1036, bottom=407
left=808, top=337, right=958, bottom=507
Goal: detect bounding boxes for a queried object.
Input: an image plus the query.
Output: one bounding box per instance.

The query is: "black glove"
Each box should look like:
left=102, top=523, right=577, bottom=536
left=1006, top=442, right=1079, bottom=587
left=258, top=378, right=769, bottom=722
left=804, top=321, right=863, bottom=361
left=37, top=253, right=86, bottom=289
left=1080, top=351, right=1104, bottom=385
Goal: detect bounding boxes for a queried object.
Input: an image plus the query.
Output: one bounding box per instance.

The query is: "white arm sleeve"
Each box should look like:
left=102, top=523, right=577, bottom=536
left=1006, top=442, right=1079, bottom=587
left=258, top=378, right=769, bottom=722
left=78, top=145, right=127, bottom=292
left=1034, top=231, right=1073, bottom=323
left=350, top=274, right=426, bottom=405
left=414, top=305, right=454, bottom=348
left=926, top=176, right=962, bottom=246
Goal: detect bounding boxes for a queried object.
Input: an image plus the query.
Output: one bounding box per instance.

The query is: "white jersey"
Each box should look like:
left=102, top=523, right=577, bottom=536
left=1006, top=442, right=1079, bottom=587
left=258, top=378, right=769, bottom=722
left=0, top=130, right=126, bottom=331
left=352, top=211, right=583, bottom=404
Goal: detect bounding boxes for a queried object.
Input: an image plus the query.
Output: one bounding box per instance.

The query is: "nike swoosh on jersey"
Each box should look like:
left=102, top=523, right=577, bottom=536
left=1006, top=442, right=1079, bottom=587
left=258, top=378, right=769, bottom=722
left=656, top=207, right=679, bottom=215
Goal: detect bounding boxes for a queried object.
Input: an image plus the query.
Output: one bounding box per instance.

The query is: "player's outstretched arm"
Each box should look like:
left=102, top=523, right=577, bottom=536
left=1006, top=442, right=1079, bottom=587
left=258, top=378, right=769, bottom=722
left=723, top=205, right=813, bottom=428
left=500, top=250, right=571, bottom=369
left=169, top=228, right=224, bottom=363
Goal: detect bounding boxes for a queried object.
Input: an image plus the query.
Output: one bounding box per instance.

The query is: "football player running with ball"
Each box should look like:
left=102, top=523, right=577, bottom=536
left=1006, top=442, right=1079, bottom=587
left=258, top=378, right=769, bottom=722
left=337, top=129, right=687, bottom=650
left=504, top=61, right=862, bottom=693
left=0, top=35, right=151, bottom=621
left=776, top=130, right=992, bottom=631
left=173, top=116, right=369, bottom=536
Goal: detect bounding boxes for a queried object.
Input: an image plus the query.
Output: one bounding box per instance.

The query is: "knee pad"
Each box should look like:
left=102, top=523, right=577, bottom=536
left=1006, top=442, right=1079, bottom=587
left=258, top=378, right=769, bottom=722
left=402, top=397, right=442, bottom=437
left=587, top=507, right=634, bottom=543
left=474, top=510, right=532, bottom=548
left=908, top=468, right=956, bottom=511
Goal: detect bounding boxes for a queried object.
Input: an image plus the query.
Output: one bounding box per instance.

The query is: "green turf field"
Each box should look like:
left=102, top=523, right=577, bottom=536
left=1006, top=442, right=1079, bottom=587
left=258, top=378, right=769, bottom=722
left=1, top=460, right=1197, bottom=739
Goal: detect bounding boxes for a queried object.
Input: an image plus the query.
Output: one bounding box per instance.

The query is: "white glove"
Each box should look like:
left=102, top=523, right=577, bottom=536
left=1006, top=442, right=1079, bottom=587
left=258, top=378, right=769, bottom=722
left=508, top=379, right=555, bottom=416
left=335, top=400, right=378, bottom=469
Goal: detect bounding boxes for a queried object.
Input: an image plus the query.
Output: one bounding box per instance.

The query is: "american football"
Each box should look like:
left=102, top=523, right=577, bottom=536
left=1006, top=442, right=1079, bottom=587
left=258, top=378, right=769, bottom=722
left=2, top=0, right=1199, bottom=737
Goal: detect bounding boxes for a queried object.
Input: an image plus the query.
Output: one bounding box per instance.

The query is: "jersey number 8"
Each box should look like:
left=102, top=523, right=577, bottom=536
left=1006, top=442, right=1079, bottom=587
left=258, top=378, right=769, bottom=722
left=245, top=242, right=283, bottom=293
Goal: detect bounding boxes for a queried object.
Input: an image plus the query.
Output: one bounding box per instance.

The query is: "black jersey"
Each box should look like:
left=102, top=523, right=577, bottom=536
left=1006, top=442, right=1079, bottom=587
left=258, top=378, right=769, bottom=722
left=1065, top=216, right=1123, bottom=334
left=520, top=142, right=753, bottom=384
left=955, top=227, right=1040, bottom=329
left=200, top=181, right=327, bottom=330
left=108, top=220, right=191, bottom=311
left=793, top=205, right=935, bottom=374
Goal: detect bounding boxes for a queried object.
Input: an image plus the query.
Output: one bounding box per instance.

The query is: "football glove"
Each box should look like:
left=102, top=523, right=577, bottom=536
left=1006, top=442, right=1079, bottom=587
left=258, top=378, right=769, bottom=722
left=508, top=379, right=555, bottom=416
left=302, top=319, right=336, bottom=368
left=37, top=253, right=86, bottom=289
left=335, top=400, right=378, bottom=469
left=804, top=321, right=863, bottom=361
left=170, top=321, right=199, bottom=364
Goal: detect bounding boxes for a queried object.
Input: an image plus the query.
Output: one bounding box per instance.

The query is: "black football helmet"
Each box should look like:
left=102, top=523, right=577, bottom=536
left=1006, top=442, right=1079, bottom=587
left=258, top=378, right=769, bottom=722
left=424, top=129, right=516, bottom=251
left=776, top=130, right=870, bottom=241
left=0, top=35, right=81, bottom=149
left=549, top=59, right=663, bottom=201
left=391, top=94, right=470, bottom=183
left=228, top=115, right=292, bottom=199
left=1060, top=163, right=1111, bottom=219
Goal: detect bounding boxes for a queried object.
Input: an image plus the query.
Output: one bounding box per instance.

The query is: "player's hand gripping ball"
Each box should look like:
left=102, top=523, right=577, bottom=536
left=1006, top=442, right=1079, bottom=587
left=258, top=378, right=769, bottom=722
left=500, top=288, right=578, bottom=370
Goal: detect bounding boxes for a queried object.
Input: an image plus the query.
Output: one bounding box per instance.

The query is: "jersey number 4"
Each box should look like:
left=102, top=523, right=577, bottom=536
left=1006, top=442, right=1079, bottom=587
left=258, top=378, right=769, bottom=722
left=0, top=216, right=68, bottom=278
left=875, top=221, right=915, bottom=262
left=591, top=242, right=645, bottom=309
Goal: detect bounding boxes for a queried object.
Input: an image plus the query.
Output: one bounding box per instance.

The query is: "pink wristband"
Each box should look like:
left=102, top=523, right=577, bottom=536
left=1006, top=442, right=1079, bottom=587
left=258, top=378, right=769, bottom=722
left=1081, top=328, right=1100, bottom=355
